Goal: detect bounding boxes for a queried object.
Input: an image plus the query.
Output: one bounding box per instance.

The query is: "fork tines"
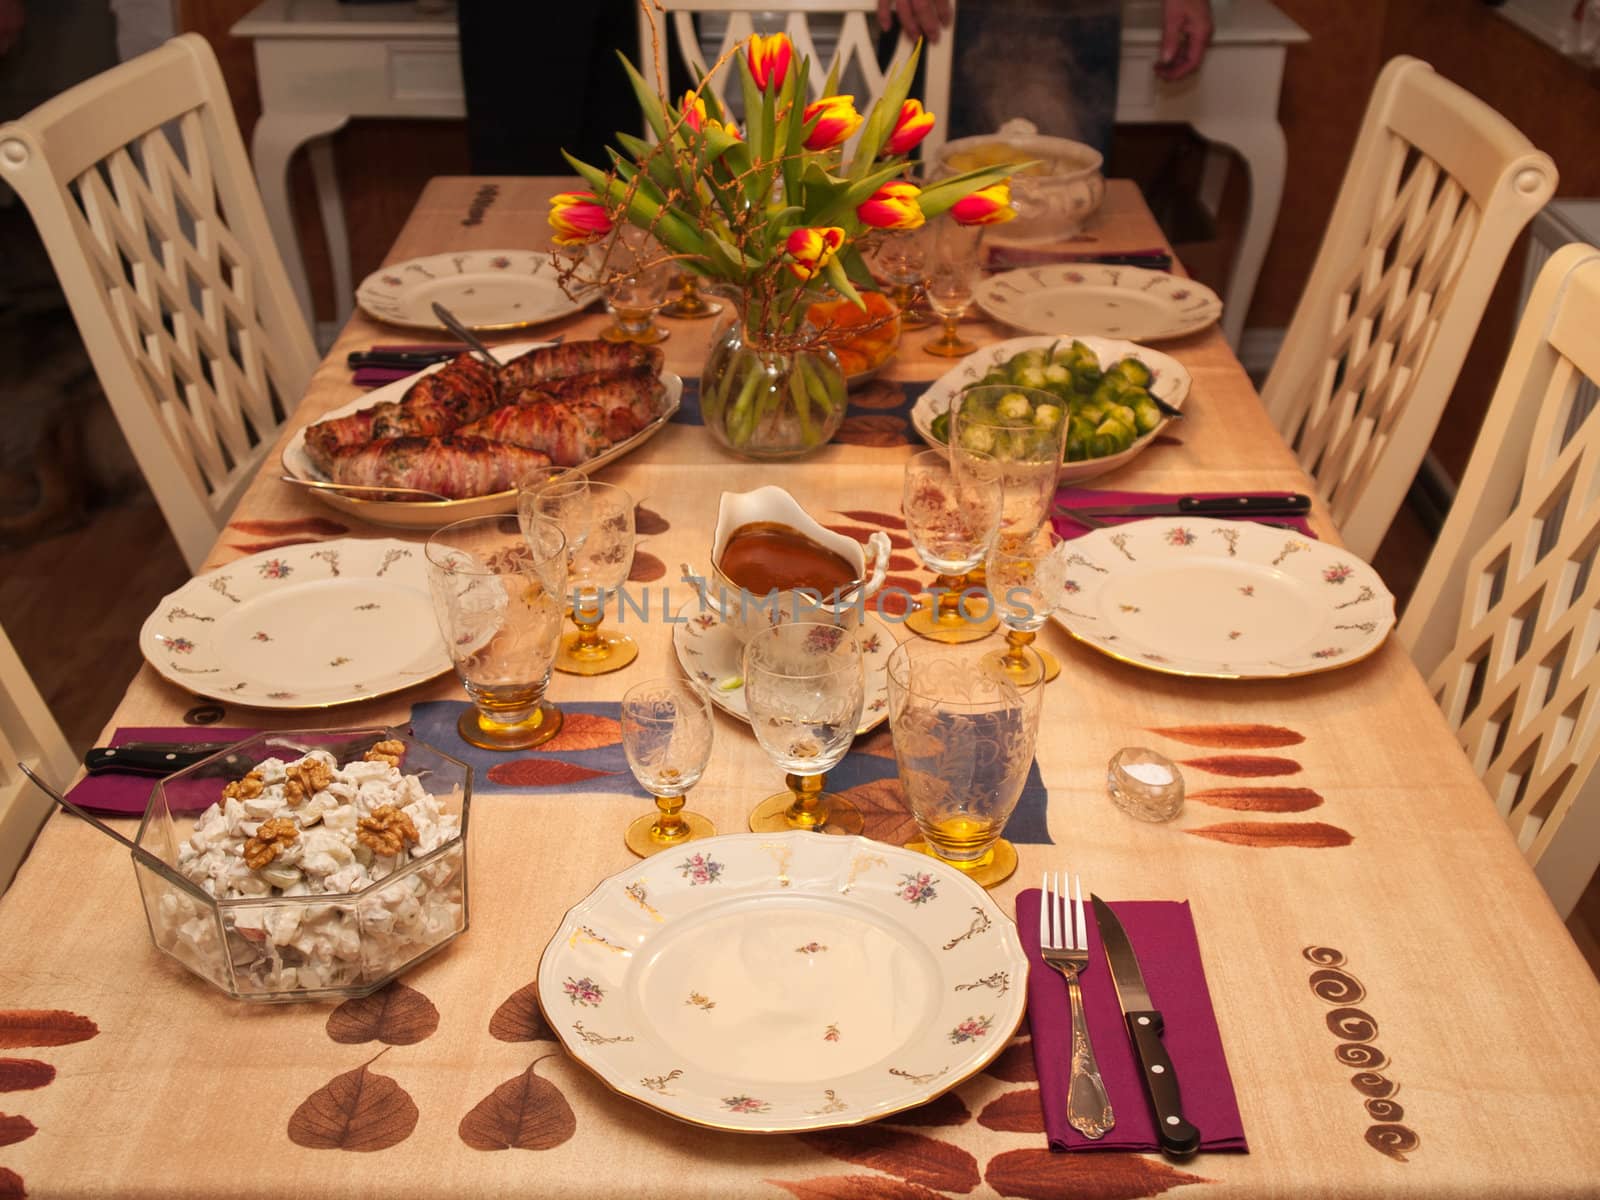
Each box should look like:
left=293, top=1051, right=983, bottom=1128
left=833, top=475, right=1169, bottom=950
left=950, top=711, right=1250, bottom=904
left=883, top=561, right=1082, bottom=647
left=1040, top=871, right=1088, bottom=949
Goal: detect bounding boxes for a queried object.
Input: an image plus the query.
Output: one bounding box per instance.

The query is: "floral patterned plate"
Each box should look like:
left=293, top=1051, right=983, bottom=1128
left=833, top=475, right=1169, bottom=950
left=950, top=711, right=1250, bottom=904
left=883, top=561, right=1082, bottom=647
left=354, top=249, right=601, bottom=332
left=670, top=600, right=898, bottom=734
left=910, top=334, right=1191, bottom=485
left=1050, top=517, right=1397, bottom=679
left=137, top=539, right=451, bottom=709
left=537, top=831, right=1028, bottom=1133
left=974, top=264, right=1222, bottom=341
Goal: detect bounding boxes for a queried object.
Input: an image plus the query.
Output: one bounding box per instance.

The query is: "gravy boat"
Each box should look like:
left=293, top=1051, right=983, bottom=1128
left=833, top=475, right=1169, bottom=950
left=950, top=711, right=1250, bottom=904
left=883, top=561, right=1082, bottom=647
left=682, top=486, right=891, bottom=643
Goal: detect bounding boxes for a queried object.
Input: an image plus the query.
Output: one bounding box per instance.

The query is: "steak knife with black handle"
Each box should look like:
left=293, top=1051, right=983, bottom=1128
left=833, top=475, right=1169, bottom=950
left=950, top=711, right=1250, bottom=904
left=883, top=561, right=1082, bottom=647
left=1090, top=895, right=1201, bottom=1157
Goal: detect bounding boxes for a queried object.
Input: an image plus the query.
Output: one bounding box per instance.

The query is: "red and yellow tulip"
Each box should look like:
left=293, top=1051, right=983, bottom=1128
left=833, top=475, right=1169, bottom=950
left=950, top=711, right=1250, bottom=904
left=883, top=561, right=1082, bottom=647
left=883, top=99, right=936, bottom=156
left=802, top=94, right=863, bottom=152
left=547, top=191, right=614, bottom=246
left=747, top=33, right=793, bottom=92
left=785, top=226, right=846, bottom=281
left=680, top=91, right=742, bottom=141
left=856, top=180, right=925, bottom=231
left=950, top=182, right=1016, bottom=226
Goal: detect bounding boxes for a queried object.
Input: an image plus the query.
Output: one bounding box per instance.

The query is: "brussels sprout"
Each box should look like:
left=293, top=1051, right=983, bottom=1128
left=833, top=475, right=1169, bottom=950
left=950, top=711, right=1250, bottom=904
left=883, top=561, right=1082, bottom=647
left=1132, top=398, right=1162, bottom=434
left=931, top=410, right=950, bottom=443
left=1108, top=356, right=1153, bottom=387
left=1111, top=403, right=1137, bottom=430
left=1071, top=365, right=1103, bottom=393
left=958, top=423, right=997, bottom=453
left=978, top=369, right=1008, bottom=388
left=1012, top=348, right=1049, bottom=372
left=1033, top=403, right=1063, bottom=430
left=1044, top=363, right=1071, bottom=387
left=997, top=391, right=1033, bottom=420
left=1012, top=365, right=1047, bottom=390
left=1065, top=434, right=1086, bottom=462
left=1095, top=414, right=1136, bottom=450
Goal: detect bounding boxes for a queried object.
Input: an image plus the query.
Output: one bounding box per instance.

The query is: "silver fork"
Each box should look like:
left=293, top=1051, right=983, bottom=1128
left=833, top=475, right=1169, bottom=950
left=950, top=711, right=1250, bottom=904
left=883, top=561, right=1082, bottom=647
left=1039, top=871, right=1115, bottom=1138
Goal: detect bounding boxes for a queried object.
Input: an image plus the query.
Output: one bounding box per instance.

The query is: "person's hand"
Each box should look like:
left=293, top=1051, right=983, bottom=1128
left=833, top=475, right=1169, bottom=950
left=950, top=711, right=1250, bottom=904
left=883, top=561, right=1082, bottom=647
left=0, top=0, right=24, bottom=57
left=1156, top=0, right=1212, bottom=80
left=876, top=0, right=954, bottom=44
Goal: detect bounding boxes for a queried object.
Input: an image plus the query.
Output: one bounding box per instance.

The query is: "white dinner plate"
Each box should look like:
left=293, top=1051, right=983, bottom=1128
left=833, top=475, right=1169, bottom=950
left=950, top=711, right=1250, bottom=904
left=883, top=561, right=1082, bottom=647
left=670, top=600, right=898, bottom=734
left=911, top=334, right=1191, bottom=485
left=538, top=831, right=1027, bottom=1133
left=1050, top=517, right=1396, bottom=679
left=138, top=539, right=451, bottom=709
left=354, top=249, right=600, bottom=332
left=280, top=341, right=682, bottom=531
left=975, top=264, right=1222, bottom=341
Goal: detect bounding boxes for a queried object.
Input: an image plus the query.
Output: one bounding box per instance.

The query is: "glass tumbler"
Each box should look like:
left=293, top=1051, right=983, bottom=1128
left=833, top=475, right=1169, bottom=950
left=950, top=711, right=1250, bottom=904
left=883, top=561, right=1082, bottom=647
left=425, top=514, right=568, bottom=750
left=885, top=639, right=1044, bottom=887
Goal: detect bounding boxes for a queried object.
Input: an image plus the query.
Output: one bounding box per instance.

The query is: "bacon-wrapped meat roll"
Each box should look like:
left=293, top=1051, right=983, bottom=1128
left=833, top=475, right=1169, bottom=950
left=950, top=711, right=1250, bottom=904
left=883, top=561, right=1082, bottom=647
left=457, top=402, right=612, bottom=467
left=324, top=436, right=553, bottom=500
left=496, top=341, right=662, bottom=391
left=508, top=364, right=665, bottom=441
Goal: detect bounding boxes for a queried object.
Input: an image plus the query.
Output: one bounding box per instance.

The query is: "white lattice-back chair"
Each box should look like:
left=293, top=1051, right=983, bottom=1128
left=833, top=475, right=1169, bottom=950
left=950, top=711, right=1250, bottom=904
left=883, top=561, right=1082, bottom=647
left=1261, top=56, right=1556, bottom=563
left=0, top=34, right=318, bottom=572
left=0, top=622, right=75, bottom=893
left=638, top=1, right=954, bottom=163
left=1399, top=244, right=1600, bottom=919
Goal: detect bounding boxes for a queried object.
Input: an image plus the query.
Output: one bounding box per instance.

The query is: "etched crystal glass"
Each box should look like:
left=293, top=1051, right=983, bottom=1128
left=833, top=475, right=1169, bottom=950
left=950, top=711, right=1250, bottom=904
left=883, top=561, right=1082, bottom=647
left=620, top=678, right=717, bottom=856
left=742, top=622, right=866, bottom=834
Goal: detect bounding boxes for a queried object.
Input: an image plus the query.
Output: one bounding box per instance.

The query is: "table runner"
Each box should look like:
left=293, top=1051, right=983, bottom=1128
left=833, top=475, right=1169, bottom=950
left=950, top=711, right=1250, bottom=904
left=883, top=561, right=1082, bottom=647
left=3, top=177, right=1599, bottom=1199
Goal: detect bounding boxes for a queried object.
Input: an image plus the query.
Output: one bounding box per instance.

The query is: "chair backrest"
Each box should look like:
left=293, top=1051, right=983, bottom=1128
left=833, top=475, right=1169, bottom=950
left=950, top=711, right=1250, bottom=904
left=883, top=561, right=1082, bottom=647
left=0, top=622, right=76, bottom=893
left=1399, top=243, right=1600, bottom=919
left=1261, top=55, right=1556, bottom=563
left=638, top=1, right=954, bottom=164
left=0, top=34, right=318, bottom=572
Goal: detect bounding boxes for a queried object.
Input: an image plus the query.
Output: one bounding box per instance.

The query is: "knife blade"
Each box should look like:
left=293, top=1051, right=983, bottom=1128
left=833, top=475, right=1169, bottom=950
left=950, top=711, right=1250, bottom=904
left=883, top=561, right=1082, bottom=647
left=1058, top=493, right=1311, bottom=520
left=84, top=742, right=243, bottom=776
left=1089, top=895, right=1201, bottom=1158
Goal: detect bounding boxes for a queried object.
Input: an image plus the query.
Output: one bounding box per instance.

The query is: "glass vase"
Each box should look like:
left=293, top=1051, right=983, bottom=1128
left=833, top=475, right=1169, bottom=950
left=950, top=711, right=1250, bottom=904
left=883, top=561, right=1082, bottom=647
left=700, top=307, right=848, bottom=460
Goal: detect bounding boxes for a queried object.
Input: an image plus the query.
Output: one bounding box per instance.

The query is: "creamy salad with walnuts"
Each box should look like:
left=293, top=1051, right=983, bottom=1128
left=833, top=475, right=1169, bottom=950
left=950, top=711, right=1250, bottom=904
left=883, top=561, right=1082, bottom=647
left=153, top=741, right=465, bottom=995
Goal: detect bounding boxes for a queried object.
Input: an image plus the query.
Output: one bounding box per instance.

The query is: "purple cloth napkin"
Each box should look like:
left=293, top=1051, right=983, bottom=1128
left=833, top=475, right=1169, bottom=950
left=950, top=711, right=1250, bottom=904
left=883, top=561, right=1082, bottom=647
left=1016, top=890, right=1247, bottom=1153
left=1051, top=486, right=1317, bottom=541
left=64, top=727, right=260, bottom=817
left=352, top=344, right=468, bottom=388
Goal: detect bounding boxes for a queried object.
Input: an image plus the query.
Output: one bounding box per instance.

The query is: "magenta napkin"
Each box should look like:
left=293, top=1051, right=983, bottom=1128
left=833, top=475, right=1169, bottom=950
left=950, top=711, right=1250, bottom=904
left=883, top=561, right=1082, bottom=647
left=1051, top=487, right=1316, bottom=541
left=64, top=727, right=260, bottom=817
left=983, top=245, right=1172, bottom=271
left=352, top=344, right=467, bottom=388
left=1016, top=890, right=1247, bottom=1153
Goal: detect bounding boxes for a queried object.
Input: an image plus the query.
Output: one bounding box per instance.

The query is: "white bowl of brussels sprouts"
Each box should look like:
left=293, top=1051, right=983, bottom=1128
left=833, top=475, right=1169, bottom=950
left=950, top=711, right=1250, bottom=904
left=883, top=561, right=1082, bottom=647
left=912, top=335, right=1191, bottom=484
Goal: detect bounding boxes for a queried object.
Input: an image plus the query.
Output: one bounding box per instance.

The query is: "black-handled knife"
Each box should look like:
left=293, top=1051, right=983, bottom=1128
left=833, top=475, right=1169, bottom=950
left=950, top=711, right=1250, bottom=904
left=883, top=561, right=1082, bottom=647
left=346, top=349, right=462, bottom=370
left=84, top=742, right=242, bottom=776
left=1090, top=895, right=1201, bottom=1158
left=1060, top=493, right=1311, bottom=520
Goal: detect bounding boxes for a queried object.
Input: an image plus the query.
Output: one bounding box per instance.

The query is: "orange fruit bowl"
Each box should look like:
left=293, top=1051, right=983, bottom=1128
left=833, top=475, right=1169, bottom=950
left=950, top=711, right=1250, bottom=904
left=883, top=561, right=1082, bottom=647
left=806, top=291, right=902, bottom=388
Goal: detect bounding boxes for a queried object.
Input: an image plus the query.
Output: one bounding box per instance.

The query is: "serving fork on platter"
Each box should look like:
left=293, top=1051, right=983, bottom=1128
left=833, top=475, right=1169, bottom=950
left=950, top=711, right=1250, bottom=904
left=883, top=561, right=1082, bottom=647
left=1040, top=871, right=1115, bottom=1138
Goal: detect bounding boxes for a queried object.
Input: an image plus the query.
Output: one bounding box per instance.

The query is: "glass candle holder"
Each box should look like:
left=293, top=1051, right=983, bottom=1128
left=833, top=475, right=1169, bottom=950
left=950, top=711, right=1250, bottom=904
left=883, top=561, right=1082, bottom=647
left=1107, top=747, right=1185, bottom=822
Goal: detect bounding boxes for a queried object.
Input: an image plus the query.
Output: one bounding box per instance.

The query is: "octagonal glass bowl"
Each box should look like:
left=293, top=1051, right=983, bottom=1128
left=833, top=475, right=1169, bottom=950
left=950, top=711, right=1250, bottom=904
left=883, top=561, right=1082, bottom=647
left=132, top=728, right=471, bottom=1003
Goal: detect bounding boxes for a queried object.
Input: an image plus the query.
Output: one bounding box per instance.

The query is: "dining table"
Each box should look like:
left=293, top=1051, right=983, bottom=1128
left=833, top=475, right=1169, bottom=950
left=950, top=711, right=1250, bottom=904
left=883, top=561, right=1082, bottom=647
left=3, top=174, right=1599, bottom=1200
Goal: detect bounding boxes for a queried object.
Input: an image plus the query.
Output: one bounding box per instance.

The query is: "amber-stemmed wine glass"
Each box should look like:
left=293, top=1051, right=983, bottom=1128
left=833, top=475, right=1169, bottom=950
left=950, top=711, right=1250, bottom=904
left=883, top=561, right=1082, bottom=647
left=922, top=218, right=984, bottom=356
left=874, top=225, right=933, bottom=328
left=743, top=622, right=866, bottom=835
left=984, top=527, right=1068, bottom=684
left=660, top=269, right=723, bottom=320
left=518, top=471, right=638, bottom=676
left=886, top=639, right=1045, bottom=888
left=620, top=678, right=717, bottom=857
left=902, top=448, right=1002, bottom=644
left=425, top=514, right=567, bottom=750
left=600, top=226, right=671, bottom=345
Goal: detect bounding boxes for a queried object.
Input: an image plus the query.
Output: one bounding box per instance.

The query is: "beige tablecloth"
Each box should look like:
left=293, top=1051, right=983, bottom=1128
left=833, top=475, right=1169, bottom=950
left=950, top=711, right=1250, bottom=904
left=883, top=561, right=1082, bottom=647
left=3, top=178, right=1598, bottom=1199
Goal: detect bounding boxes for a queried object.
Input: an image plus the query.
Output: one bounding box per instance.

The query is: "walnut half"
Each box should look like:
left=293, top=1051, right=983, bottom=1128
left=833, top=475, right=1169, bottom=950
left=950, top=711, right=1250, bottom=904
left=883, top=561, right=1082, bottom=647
left=222, top=770, right=265, bottom=802
left=356, top=805, right=418, bottom=857
left=244, top=817, right=300, bottom=869
left=364, top=739, right=407, bottom=768
left=283, top=756, right=334, bottom=804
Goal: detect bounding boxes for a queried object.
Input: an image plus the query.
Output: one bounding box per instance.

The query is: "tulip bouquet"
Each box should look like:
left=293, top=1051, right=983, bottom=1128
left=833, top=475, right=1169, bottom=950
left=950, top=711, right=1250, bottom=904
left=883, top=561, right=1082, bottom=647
left=548, top=22, right=1018, bottom=458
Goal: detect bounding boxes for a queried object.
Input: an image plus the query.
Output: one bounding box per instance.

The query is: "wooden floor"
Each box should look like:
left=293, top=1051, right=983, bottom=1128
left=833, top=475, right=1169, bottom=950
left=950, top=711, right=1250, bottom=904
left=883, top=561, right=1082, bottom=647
left=3, top=486, right=1599, bottom=976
